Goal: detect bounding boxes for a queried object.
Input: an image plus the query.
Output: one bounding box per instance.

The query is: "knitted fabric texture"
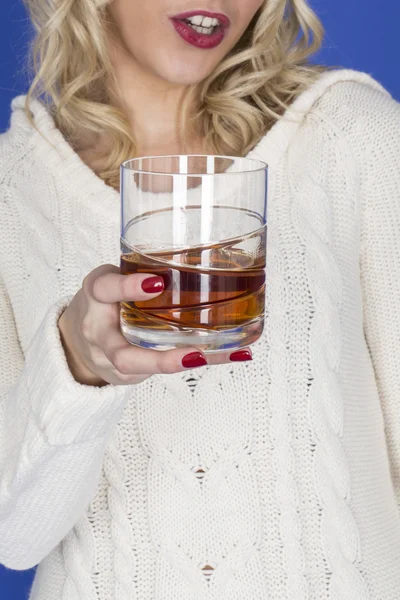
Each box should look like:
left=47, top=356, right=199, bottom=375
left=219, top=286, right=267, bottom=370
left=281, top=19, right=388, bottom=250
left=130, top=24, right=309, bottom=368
left=0, top=69, right=399, bottom=600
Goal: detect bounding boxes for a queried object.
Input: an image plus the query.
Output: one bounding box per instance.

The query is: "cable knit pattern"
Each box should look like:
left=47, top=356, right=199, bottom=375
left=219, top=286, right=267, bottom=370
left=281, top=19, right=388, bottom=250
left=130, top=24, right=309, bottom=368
left=264, top=222, right=308, bottom=597
left=1, top=69, right=400, bottom=600
left=136, top=365, right=265, bottom=599
left=104, top=429, right=137, bottom=600
left=289, top=163, right=368, bottom=597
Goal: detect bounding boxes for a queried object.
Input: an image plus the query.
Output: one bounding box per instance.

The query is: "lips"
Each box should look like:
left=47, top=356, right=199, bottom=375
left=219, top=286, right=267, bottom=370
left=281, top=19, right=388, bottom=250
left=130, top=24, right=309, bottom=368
left=170, top=10, right=230, bottom=50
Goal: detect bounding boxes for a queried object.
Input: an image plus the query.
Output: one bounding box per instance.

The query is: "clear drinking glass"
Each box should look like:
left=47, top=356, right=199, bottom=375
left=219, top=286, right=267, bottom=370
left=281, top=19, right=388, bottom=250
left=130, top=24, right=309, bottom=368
left=120, top=155, right=268, bottom=353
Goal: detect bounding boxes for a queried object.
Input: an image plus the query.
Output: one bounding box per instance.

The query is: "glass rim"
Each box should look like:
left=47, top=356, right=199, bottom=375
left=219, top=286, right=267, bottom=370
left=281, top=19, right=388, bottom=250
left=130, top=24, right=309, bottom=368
left=120, top=154, right=268, bottom=176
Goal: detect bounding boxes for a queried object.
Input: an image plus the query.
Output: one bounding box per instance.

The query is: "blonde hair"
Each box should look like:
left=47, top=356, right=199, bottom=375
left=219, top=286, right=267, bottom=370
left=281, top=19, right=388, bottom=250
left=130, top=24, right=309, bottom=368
left=22, top=0, right=331, bottom=190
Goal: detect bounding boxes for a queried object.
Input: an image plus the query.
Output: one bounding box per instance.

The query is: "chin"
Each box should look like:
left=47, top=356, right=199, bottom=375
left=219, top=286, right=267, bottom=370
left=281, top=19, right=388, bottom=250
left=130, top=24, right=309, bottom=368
left=154, top=60, right=218, bottom=87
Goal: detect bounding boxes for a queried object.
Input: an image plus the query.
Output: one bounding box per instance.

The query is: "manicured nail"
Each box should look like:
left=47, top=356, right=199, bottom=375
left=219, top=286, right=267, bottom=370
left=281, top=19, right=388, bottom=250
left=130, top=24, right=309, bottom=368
left=141, top=276, right=164, bottom=294
left=229, top=349, right=253, bottom=362
left=182, top=352, right=208, bottom=369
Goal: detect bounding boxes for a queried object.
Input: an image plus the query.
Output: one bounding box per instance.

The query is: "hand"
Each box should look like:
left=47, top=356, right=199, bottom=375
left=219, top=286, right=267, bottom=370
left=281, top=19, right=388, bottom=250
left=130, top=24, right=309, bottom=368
left=58, top=265, right=253, bottom=387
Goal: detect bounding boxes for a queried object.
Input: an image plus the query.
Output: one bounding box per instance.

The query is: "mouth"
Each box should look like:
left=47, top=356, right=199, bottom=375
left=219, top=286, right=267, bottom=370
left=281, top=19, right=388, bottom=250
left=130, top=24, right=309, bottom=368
left=170, top=10, right=230, bottom=49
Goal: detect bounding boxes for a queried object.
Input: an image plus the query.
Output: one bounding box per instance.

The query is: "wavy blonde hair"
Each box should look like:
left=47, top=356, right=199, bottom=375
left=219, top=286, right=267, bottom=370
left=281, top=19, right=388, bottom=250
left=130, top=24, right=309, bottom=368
left=22, top=0, right=331, bottom=190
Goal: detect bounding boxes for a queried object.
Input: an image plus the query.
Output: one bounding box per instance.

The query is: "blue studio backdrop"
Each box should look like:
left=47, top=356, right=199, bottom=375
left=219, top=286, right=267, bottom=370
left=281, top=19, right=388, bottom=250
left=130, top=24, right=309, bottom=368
left=0, top=0, right=399, bottom=598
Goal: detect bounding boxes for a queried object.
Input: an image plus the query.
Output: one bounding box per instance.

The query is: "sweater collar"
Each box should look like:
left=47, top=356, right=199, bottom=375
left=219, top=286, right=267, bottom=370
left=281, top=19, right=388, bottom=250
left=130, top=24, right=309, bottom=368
left=10, top=69, right=385, bottom=215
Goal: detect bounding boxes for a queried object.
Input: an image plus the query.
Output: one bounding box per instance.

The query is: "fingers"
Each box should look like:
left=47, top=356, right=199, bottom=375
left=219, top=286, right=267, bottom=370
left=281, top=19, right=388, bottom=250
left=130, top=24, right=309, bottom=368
left=88, top=267, right=165, bottom=305
left=80, top=265, right=253, bottom=386
left=206, top=347, right=253, bottom=366
left=99, top=325, right=252, bottom=376
left=101, top=331, right=204, bottom=375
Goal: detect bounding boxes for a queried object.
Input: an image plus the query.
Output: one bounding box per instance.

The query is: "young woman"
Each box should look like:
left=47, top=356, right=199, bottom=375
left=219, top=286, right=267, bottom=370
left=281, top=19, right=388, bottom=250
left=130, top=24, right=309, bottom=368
left=0, top=0, right=399, bottom=598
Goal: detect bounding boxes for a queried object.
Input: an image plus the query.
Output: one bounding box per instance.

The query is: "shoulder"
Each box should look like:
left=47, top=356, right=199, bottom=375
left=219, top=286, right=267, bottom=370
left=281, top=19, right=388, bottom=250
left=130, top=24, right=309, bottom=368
left=306, top=70, right=400, bottom=216
left=254, top=69, right=399, bottom=172
left=0, top=94, right=50, bottom=189
left=288, top=69, right=400, bottom=188
left=308, top=69, right=400, bottom=149
left=311, top=68, right=396, bottom=107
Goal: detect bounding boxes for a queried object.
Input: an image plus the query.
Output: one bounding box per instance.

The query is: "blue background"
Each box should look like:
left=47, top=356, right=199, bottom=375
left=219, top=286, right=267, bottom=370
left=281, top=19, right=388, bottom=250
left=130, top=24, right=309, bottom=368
left=0, top=0, right=398, bottom=597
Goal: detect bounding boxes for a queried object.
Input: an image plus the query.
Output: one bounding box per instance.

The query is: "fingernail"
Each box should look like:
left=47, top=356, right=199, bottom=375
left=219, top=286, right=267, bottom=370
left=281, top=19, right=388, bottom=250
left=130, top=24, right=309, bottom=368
left=141, top=276, right=164, bottom=294
left=229, top=349, right=253, bottom=362
left=182, top=351, right=208, bottom=369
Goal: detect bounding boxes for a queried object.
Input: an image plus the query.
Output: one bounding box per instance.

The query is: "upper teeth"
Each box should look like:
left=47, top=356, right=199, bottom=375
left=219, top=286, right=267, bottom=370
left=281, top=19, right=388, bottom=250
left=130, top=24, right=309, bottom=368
left=186, top=15, right=220, bottom=28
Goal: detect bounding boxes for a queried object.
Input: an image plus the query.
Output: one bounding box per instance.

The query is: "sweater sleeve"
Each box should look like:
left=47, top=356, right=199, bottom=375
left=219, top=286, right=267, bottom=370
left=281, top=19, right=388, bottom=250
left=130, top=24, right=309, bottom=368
left=350, top=83, right=400, bottom=503
left=0, top=277, right=133, bottom=570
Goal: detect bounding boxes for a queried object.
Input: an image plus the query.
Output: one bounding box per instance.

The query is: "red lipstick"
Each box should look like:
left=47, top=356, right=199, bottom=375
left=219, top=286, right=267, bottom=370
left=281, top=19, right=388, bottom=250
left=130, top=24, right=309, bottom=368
left=170, top=10, right=230, bottom=50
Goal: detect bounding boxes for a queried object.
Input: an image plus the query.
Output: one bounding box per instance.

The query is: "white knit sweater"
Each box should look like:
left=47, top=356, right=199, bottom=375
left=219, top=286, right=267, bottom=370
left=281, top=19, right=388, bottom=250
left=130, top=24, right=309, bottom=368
left=0, top=68, right=399, bottom=600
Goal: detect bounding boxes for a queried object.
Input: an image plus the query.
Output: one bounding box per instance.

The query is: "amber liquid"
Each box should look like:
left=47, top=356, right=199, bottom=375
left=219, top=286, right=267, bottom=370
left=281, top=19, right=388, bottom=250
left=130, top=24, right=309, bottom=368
left=120, top=231, right=266, bottom=340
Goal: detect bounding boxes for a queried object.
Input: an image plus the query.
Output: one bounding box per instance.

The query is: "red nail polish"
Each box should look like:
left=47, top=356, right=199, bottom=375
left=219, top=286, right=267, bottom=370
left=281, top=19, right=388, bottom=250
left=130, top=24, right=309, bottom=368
left=141, top=276, right=164, bottom=294
left=229, top=349, right=253, bottom=362
left=182, top=352, right=208, bottom=369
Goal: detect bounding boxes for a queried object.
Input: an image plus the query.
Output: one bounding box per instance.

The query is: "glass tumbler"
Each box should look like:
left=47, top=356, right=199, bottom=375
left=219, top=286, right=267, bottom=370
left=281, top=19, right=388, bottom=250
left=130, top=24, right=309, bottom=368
left=120, top=155, right=268, bottom=353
